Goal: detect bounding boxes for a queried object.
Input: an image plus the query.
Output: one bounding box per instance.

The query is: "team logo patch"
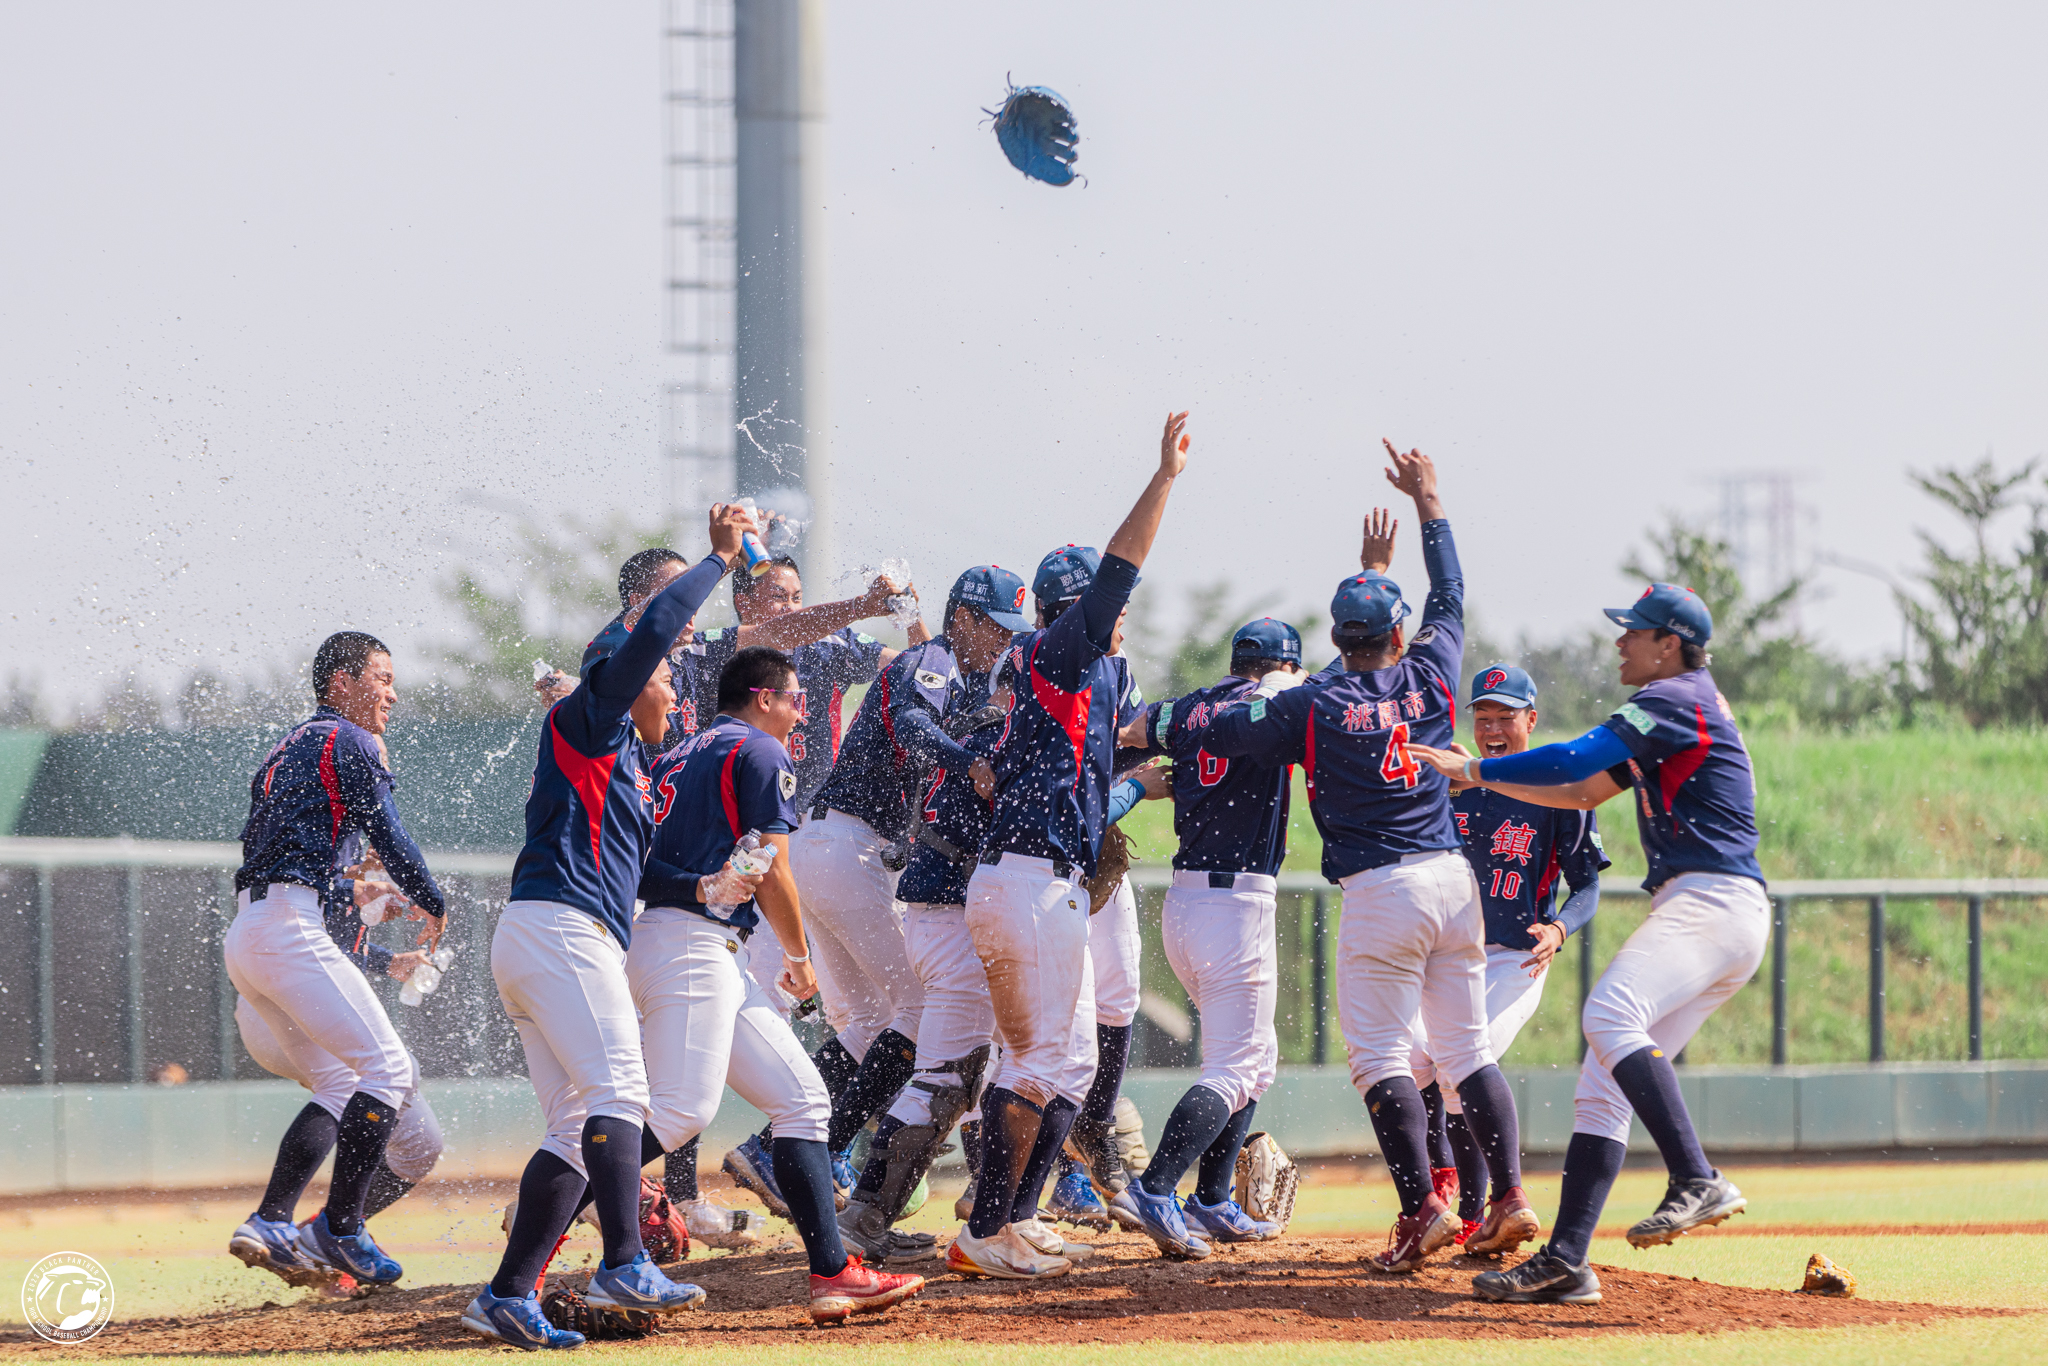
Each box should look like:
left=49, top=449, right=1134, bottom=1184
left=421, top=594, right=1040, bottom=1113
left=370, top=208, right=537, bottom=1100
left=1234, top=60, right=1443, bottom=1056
left=1616, top=701, right=1656, bottom=735
left=1013, top=585, right=1027, bottom=608
left=1248, top=698, right=1267, bottom=723
left=1410, top=626, right=1438, bottom=646
left=915, top=669, right=948, bottom=689
left=778, top=770, right=797, bottom=800
left=1483, top=668, right=1507, bottom=690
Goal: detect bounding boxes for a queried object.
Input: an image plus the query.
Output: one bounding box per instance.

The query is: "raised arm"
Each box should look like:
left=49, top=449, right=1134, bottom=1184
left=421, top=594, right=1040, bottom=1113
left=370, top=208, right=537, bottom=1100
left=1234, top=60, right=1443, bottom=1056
left=1102, top=411, right=1191, bottom=571
left=738, top=572, right=906, bottom=652
left=588, top=504, right=749, bottom=706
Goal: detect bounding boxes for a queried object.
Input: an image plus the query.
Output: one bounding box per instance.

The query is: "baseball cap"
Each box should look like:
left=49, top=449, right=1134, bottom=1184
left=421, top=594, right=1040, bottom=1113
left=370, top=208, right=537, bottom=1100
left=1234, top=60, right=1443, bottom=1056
left=1329, top=572, right=1411, bottom=638
left=1032, top=545, right=1101, bottom=605
left=1470, top=663, right=1538, bottom=708
left=947, top=565, right=1031, bottom=633
left=579, top=615, right=632, bottom=679
left=1231, top=617, right=1302, bottom=666
left=1604, top=582, right=1714, bottom=643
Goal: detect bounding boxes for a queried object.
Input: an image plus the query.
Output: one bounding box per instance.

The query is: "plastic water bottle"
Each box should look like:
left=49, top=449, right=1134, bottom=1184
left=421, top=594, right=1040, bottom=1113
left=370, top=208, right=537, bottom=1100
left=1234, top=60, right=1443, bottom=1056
left=879, top=557, right=918, bottom=628
left=706, top=831, right=778, bottom=921
left=358, top=893, right=397, bottom=926
left=400, top=947, right=457, bottom=1007
left=531, top=658, right=554, bottom=683
left=734, top=498, right=775, bottom=578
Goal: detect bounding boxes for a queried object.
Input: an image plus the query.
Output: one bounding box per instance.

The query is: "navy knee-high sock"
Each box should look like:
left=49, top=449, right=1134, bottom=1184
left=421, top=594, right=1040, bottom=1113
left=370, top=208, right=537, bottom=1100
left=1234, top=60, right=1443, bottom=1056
left=490, top=1150, right=588, bottom=1299
left=827, top=1028, right=919, bottom=1153
left=1549, top=1133, right=1628, bottom=1265
left=1010, top=1097, right=1079, bottom=1223
left=1361, top=1077, right=1434, bottom=1215
left=1194, top=1101, right=1258, bottom=1206
left=1445, top=1113, right=1488, bottom=1221
left=325, top=1092, right=399, bottom=1235
left=1609, top=1045, right=1712, bottom=1182
left=583, top=1115, right=647, bottom=1269
left=663, top=1134, right=702, bottom=1204
left=772, top=1137, right=849, bottom=1277
left=1454, top=1064, right=1524, bottom=1200
left=362, top=1162, right=415, bottom=1220
left=1080, top=1023, right=1132, bottom=1124
left=968, top=1087, right=1042, bottom=1239
left=1421, top=1082, right=1453, bottom=1169
left=256, top=1102, right=338, bottom=1223
left=1139, top=1086, right=1233, bottom=1199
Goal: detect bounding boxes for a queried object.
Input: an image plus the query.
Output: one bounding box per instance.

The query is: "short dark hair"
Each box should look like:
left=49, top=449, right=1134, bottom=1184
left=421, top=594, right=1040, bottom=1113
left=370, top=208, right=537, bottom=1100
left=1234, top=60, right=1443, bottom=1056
left=313, top=631, right=390, bottom=702
left=1655, top=629, right=1712, bottom=671
left=618, top=548, right=686, bottom=608
left=1332, top=624, right=1396, bottom=655
left=1036, top=597, right=1079, bottom=628
left=717, top=645, right=797, bottom=714
left=733, top=555, right=801, bottom=609
left=1236, top=656, right=1295, bottom=677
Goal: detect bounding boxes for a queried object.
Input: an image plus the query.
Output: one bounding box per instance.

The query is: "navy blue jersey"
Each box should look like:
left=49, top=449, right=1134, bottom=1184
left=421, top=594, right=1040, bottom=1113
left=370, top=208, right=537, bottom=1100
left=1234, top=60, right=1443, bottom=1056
left=666, top=640, right=716, bottom=742
left=1205, top=520, right=1465, bottom=882
left=980, top=556, right=1144, bottom=876
left=696, top=625, right=887, bottom=807
left=895, top=719, right=1005, bottom=906
left=1601, top=668, right=1764, bottom=890
left=642, top=717, right=800, bottom=933
left=238, top=708, right=444, bottom=917
left=1452, top=788, right=1607, bottom=950
left=510, top=555, right=731, bottom=945
left=1146, top=674, right=1291, bottom=877
left=812, top=635, right=993, bottom=839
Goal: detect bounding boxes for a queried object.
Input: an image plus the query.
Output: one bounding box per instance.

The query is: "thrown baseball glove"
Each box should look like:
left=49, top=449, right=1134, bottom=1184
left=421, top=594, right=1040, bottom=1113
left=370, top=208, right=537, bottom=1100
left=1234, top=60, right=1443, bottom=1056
left=540, top=1288, right=665, bottom=1341
left=1799, top=1253, right=1856, bottom=1298
left=988, top=81, right=1080, bottom=186
left=1234, top=1131, right=1300, bottom=1233
left=1085, top=826, right=1132, bottom=914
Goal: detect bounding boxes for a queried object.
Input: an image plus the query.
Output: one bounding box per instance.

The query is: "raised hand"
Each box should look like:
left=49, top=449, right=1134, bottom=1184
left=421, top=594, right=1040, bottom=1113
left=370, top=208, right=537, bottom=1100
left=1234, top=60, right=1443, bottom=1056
left=707, top=501, right=758, bottom=563
left=1160, top=411, right=1191, bottom=476
left=1382, top=439, right=1444, bottom=521
left=1360, top=507, right=1398, bottom=574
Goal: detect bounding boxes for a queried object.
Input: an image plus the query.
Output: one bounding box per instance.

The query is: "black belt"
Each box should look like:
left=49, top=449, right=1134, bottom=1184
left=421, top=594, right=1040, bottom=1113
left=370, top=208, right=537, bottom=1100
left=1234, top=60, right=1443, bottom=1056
left=1207, top=872, right=1241, bottom=889
left=241, top=879, right=316, bottom=903
left=812, top=802, right=831, bottom=822
left=978, top=849, right=1074, bottom=880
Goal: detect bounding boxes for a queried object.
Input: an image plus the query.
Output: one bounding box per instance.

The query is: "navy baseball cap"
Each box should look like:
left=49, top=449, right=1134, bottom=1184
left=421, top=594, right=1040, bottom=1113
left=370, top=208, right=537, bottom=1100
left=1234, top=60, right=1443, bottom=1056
left=1470, top=663, right=1538, bottom=708
left=579, top=615, right=631, bottom=679
left=948, top=565, right=1031, bottom=632
left=1033, top=545, right=1101, bottom=604
left=1329, top=572, right=1411, bottom=637
left=1605, top=582, right=1714, bottom=643
left=1231, top=617, right=1302, bottom=665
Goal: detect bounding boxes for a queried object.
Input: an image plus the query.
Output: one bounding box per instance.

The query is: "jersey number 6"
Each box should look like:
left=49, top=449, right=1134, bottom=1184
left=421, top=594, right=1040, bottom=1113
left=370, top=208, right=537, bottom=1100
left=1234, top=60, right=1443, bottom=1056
left=1379, top=722, right=1420, bottom=790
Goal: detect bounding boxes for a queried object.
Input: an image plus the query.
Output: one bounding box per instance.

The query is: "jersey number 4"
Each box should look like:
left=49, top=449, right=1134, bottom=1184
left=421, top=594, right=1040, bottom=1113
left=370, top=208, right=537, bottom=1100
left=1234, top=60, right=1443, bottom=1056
left=1379, top=722, right=1420, bottom=789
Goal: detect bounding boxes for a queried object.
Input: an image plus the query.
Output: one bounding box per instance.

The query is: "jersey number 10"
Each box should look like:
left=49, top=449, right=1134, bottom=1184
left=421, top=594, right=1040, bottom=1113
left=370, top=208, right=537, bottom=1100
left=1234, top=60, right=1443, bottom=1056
left=1488, top=868, right=1523, bottom=899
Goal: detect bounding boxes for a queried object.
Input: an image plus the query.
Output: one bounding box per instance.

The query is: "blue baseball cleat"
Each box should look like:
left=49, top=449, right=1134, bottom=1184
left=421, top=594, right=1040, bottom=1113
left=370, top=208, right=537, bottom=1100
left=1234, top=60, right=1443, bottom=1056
left=1108, top=1185, right=1212, bottom=1261
left=584, top=1251, right=707, bottom=1313
left=300, top=1210, right=403, bottom=1284
left=832, top=1146, right=858, bottom=1201
left=722, top=1134, right=791, bottom=1219
left=1182, top=1194, right=1280, bottom=1243
left=459, top=1287, right=587, bottom=1350
left=1046, top=1162, right=1112, bottom=1230
left=228, top=1215, right=329, bottom=1288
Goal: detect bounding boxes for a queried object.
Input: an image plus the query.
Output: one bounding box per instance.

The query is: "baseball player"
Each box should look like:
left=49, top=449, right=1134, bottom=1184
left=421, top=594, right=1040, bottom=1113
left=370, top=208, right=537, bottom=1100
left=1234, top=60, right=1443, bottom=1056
left=1410, top=584, right=1764, bottom=1307
left=946, top=410, right=1191, bottom=1281
left=1106, top=616, right=1305, bottom=1256
left=463, top=505, right=749, bottom=1351
left=1205, top=445, right=1530, bottom=1275
left=1410, top=663, right=1606, bottom=1253
left=631, top=644, right=924, bottom=1324
left=225, top=631, right=446, bottom=1289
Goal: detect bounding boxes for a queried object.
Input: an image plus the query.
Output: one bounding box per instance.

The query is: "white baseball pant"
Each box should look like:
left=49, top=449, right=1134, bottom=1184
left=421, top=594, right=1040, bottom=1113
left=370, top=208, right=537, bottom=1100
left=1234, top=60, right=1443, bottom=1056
left=1052, top=942, right=1101, bottom=1107
left=1410, top=944, right=1549, bottom=1113
left=793, top=810, right=920, bottom=1059
left=1336, top=850, right=1494, bottom=1095
left=234, top=996, right=443, bottom=1182
left=1162, top=871, right=1280, bottom=1114
left=224, top=884, right=414, bottom=1109
left=887, top=903, right=997, bottom=1127
left=1089, top=878, right=1141, bottom=1028
left=1573, top=872, right=1771, bottom=1143
left=490, top=899, right=649, bottom=1178
left=964, top=854, right=1091, bottom=1110
left=628, top=908, right=831, bottom=1149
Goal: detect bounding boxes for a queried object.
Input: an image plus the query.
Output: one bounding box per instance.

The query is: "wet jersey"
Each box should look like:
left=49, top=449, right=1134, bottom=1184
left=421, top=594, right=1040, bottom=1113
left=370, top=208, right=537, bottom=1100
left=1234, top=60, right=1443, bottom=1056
left=1452, top=789, right=1607, bottom=950
left=980, top=556, right=1144, bottom=876
left=238, top=707, right=444, bottom=917
left=642, top=717, right=800, bottom=934
left=1600, top=667, right=1764, bottom=890
left=812, top=635, right=994, bottom=839
left=1146, top=675, right=1292, bottom=877
left=666, top=640, right=716, bottom=742
left=1205, top=520, right=1466, bottom=882
left=696, top=625, right=887, bottom=808
left=895, top=720, right=1005, bottom=906
left=510, top=555, right=732, bottom=945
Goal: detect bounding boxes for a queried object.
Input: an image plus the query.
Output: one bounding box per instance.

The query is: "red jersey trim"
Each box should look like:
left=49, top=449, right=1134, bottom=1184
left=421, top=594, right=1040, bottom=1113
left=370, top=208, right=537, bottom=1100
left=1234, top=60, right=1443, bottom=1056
left=317, top=731, right=345, bottom=846
left=550, top=711, right=619, bottom=873
left=1656, top=705, right=1713, bottom=815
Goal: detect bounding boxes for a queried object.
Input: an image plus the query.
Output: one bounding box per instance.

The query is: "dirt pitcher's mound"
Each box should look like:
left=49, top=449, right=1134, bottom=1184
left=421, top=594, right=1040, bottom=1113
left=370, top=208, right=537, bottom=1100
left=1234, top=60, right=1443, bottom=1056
left=0, top=1231, right=2006, bottom=1355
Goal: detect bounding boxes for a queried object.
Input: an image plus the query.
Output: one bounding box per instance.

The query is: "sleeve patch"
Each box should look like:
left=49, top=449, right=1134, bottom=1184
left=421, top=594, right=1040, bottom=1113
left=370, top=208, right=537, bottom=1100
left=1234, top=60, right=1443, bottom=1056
left=1248, top=698, right=1267, bottom=723
left=1615, top=702, right=1656, bottom=735
left=778, top=769, right=797, bottom=799
left=1589, top=829, right=1606, bottom=853
left=915, top=669, right=948, bottom=689
left=855, top=631, right=878, bottom=645
left=1157, top=699, right=1174, bottom=733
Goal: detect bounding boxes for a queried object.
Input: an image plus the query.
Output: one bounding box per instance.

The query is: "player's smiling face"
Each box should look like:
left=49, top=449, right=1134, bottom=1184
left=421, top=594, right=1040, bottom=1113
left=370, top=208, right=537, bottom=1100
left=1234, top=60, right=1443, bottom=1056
left=329, top=652, right=397, bottom=735
left=1471, top=700, right=1536, bottom=757
left=739, top=566, right=803, bottom=623
left=1616, top=628, right=1678, bottom=687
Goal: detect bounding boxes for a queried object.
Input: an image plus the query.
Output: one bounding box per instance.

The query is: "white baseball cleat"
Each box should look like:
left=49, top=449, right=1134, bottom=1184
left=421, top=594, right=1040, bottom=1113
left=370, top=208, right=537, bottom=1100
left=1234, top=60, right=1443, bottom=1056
left=1011, top=1217, right=1093, bottom=1261
left=945, top=1225, right=1071, bottom=1280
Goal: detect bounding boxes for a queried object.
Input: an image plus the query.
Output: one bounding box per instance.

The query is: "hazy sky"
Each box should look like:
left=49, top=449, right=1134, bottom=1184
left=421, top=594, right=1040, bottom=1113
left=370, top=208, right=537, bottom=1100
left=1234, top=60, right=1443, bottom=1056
left=5, top=3, right=2046, bottom=716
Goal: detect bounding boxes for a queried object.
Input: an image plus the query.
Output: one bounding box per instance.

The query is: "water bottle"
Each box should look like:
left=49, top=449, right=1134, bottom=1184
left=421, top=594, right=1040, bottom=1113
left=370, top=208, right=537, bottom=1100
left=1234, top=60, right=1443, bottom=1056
left=879, top=557, right=918, bottom=627
left=531, top=658, right=554, bottom=683
left=400, top=947, right=457, bottom=1007
left=734, top=498, right=775, bottom=579
left=358, top=893, right=397, bottom=926
left=706, top=831, right=778, bottom=921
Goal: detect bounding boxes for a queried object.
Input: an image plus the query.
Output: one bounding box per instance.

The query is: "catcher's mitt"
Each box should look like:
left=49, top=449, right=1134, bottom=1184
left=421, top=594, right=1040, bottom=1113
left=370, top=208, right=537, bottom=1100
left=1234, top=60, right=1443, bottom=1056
left=1799, top=1253, right=1856, bottom=1298
left=540, top=1288, right=665, bottom=1341
left=583, top=1174, right=690, bottom=1264
left=988, top=81, right=1080, bottom=186
left=1234, top=1131, right=1300, bottom=1233
left=1085, top=826, right=1131, bottom=914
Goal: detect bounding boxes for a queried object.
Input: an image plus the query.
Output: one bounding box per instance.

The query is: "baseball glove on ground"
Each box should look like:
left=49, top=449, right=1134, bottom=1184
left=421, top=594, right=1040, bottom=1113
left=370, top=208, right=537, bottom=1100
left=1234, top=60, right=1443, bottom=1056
left=988, top=81, right=1080, bottom=186
left=1799, top=1253, right=1856, bottom=1298
left=540, top=1288, right=665, bottom=1341
left=1235, top=1131, right=1300, bottom=1233
left=1085, top=826, right=1131, bottom=914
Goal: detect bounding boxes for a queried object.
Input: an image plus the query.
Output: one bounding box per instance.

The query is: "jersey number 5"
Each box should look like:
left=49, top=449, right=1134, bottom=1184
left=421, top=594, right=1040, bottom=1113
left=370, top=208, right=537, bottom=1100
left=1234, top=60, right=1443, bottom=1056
left=1379, top=722, right=1420, bottom=790
left=1196, top=750, right=1229, bottom=787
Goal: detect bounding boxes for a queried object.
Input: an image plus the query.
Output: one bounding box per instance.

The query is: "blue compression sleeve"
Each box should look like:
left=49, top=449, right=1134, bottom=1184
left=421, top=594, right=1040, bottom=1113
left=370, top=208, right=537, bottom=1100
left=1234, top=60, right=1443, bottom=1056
left=1478, top=727, right=1631, bottom=786
left=1105, top=777, right=1146, bottom=826
left=1555, top=878, right=1601, bottom=939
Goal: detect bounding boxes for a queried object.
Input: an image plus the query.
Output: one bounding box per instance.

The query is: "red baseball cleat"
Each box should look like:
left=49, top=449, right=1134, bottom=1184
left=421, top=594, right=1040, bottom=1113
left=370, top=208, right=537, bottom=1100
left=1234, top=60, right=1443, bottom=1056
left=1456, top=1217, right=1482, bottom=1246
left=1368, top=1195, right=1458, bottom=1274
left=1431, top=1166, right=1460, bottom=1210
left=809, top=1254, right=925, bottom=1324
left=1464, top=1185, right=1541, bottom=1257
